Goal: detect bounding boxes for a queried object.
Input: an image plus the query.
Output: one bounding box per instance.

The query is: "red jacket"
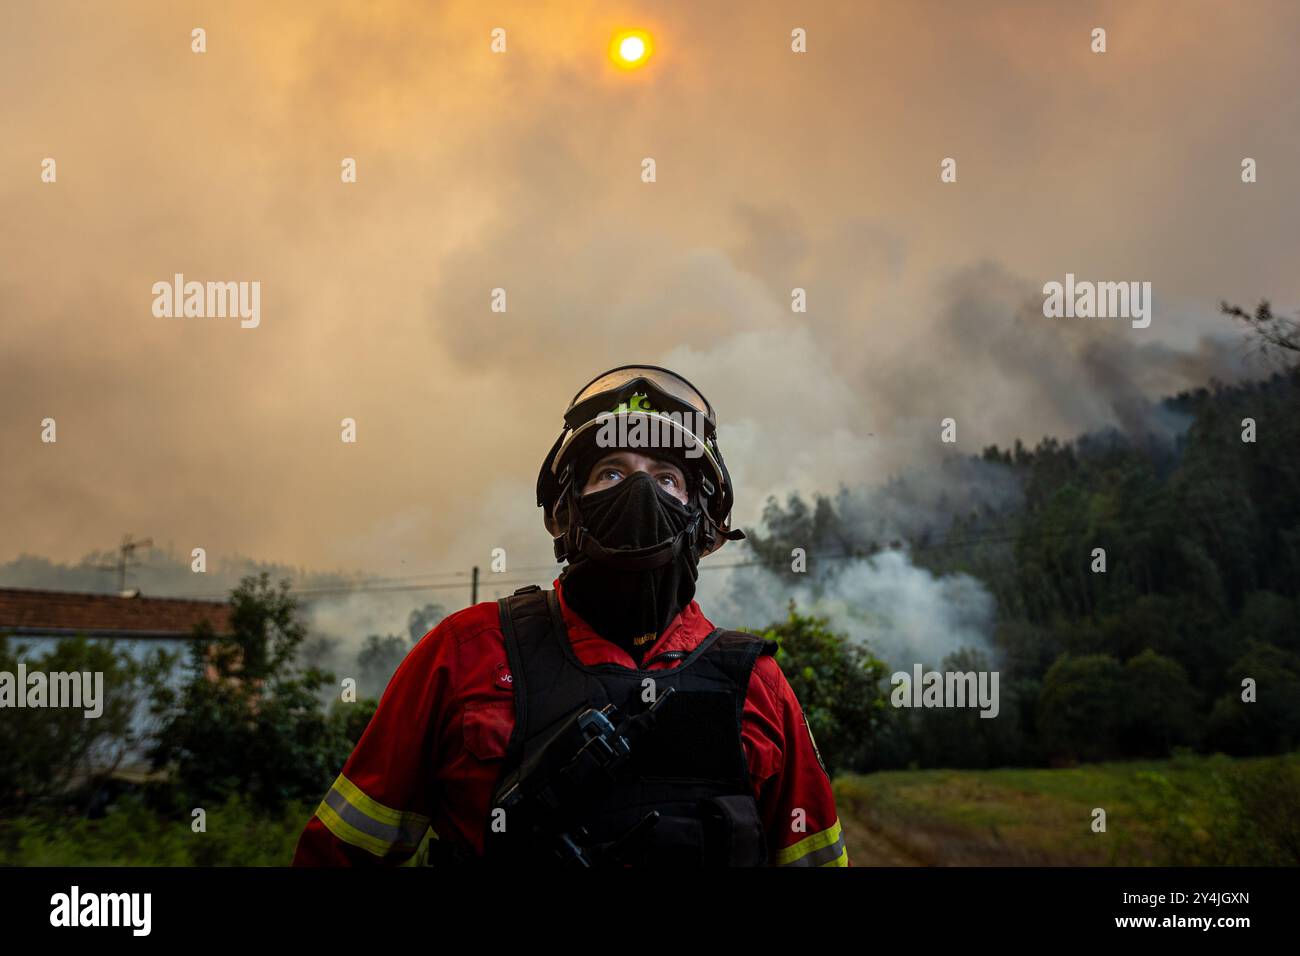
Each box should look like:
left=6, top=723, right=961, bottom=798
left=292, top=577, right=849, bottom=867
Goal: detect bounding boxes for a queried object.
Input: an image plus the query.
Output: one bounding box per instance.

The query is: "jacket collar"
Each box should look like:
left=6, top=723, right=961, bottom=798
left=551, top=576, right=716, bottom=669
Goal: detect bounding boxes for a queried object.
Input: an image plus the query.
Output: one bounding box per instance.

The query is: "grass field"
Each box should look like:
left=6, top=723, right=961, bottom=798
left=3, top=751, right=1297, bottom=865
left=834, top=751, right=1300, bottom=866
left=0, top=795, right=313, bottom=866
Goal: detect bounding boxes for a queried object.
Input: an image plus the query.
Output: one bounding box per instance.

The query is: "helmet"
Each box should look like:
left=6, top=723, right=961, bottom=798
left=537, top=364, right=745, bottom=562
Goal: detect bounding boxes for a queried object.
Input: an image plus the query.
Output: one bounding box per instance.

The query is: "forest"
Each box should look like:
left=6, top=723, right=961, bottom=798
left=746, top=365, right=1299, bottom=775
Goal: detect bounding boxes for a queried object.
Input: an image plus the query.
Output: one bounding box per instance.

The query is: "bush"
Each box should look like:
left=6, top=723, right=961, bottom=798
left=1206, top=642, right=1300, bottom=755
left=1138, top=754, right=1300, bottom=865
left=908, top=647, right=1027, bottom=769
left=0, top=792, right=313, bottom=866
left=0, top=634, right=171, bottom=811
left=147, top=573, right=355, bottom=812
left=1119, top=650, right=1200, bottom=756
left=1038, top=653, right=1126, bottom=763
left=746, top=601, right=890, bottom=775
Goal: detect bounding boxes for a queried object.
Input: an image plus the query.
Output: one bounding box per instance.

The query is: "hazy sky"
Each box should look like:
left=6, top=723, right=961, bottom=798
left=3, top=0, right=1298, bottom=582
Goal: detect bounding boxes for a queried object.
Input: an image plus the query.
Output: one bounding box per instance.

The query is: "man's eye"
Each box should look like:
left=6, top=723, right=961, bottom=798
left=659, top=474, right=679, bottom=487
left=600, top=469, right=622, bottom=481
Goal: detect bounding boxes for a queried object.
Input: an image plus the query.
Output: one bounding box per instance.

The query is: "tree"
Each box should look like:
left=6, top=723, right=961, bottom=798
left=356, top=633, right=411, bottom=698
left=1207, top=641, right=1300, bottom=756
left=148, top=573, right=354, bottom=811
left=745, top=601, right=891, bottom=775
left=1119, top=649, right=1200, bottom=756
left=909, top=647, right=1026, bottom=768
left=0, top=635, right=169, bottom=811
left=407, top=603, right=447, bottom=643
left=1221, top=299, right=1300, bottom=365
left=1037, top=653, right=1126, bottom=763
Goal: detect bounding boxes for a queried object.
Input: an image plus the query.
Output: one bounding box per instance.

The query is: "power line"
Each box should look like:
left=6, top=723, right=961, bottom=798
left=172, top=575, right=546, bottom=600
left=164, top=500, right=1248, bottom=601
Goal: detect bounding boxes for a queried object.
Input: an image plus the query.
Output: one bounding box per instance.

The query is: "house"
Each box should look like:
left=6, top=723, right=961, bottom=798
left=0, top=586, right=232, bottom=641
left=0, top=584, right=239, bottom=706
left=0, top=586, right=235, bottom=781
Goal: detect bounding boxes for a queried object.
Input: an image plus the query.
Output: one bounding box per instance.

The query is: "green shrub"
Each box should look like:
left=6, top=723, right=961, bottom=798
left=0, top=793, right=313, bottom=866
left=147, top=573, right=355, bottom=812
left=0, top=634, right=172, bottom=811
left=745, top=601, right=890, bottom=776
left=1137, top=754, right=1300, bottom=865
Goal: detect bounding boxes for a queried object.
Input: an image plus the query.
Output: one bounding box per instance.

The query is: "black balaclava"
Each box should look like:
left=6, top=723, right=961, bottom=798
left=558, top=469, right=702, bottom=664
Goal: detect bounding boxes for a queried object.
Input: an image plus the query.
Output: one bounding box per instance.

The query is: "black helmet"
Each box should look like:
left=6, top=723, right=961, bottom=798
left=537, top=364, right=745, bottom=562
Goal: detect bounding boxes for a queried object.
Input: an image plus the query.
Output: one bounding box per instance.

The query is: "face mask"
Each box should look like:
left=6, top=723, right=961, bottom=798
left=559, top=471, right=702, bottom=661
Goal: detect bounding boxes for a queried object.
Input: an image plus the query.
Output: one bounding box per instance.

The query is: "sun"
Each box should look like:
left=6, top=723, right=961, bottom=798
left=610, top=29, right=653, bottom=70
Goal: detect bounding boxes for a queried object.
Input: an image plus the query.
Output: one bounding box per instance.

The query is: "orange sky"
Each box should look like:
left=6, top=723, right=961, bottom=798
left=3, top=0, right=1297, bottom=577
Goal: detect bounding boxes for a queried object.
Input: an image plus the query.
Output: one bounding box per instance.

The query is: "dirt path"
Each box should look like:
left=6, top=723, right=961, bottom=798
left=839, top=812, right=924, bottom=866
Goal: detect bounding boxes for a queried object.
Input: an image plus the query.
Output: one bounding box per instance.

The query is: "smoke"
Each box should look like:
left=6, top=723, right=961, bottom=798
left=0, top=549, right=358, bottom=600
left=299, top=592, right=450, bottom=697
left=4, top=1, right=1297, bottom=577
left=879, top=260, right=1253, bottom=461
left=834, top=456, right=1025, bottom=547
left=694, top=450, right=1019, bottom=670
left=299, top=593, right=413, bottom=675
left=698, top=549, right=999, bottom=672
left=3, top=0, right=1293, bottom=689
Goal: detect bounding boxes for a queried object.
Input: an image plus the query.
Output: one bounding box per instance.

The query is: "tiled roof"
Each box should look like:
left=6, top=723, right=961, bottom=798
left=0, top=587, right=232, bottom=638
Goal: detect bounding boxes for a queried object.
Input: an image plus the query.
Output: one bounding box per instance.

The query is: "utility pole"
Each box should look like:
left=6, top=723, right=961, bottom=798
left=471, top=565, right=480, bottom=605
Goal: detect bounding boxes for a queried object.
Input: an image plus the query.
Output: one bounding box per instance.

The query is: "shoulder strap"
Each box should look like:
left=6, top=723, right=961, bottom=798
left=495, top=588, right=611, bottom=776
left=709, top=629, right=778, bottom=657
left=495, top=588, right=553, bottom=775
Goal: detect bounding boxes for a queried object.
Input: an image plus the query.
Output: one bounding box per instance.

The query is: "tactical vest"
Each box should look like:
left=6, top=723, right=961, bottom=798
left=480, top=585, right=777, bottom=867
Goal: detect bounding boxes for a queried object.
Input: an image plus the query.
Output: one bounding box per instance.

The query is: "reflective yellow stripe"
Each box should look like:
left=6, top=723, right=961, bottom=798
left=331, top=773, right=430, bottom=832
left=774, top=818, right=843, bottom=866
left=314, top=773, right=431, bottom=858
left=398, top=827, right=437, bottom=867
left=818, top=843, right=850, bottom=866
left=315, top=799, right=394, bottom=858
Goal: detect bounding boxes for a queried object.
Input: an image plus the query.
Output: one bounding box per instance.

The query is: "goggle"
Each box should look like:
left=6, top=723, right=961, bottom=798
left=563, top=365, right=716, bottom=434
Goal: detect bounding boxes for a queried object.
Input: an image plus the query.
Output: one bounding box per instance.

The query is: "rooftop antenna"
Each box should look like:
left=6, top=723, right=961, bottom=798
left=96, top=534, right=153, bottom=594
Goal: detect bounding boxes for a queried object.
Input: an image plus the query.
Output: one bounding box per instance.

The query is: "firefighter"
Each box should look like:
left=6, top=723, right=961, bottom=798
left=292, top=365, right=849, bottom=867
